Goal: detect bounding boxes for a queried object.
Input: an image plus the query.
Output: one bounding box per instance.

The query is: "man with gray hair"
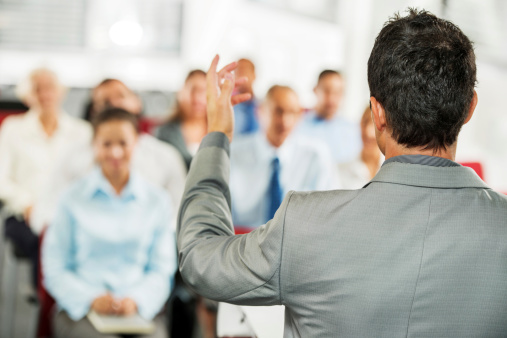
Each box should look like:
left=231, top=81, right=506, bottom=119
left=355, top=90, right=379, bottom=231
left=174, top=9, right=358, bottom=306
left=0, top=68, right=91, bottom=288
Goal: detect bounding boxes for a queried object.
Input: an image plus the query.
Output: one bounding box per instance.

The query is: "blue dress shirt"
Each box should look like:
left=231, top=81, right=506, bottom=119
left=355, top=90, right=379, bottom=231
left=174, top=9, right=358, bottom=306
left=295, top=111, right=362, bottom=164
left=233, top=98, right=260, bottom=135
left=230, top=132, right=339, bottom=228
left=42, top=167, right=176, bottom=321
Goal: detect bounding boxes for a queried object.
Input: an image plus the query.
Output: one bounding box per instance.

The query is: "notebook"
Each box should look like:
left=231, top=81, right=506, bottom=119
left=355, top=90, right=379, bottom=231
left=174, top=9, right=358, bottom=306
left=87, top=310, right=156, bottom=334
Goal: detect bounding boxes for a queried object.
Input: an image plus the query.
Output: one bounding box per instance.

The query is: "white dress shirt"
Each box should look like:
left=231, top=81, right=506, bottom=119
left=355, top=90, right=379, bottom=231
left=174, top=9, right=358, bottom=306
left=31, top=133, right=187, bottom=234
left=230, top=132, right=339, bottom=228
left=0, top=110, right=91, bottom=218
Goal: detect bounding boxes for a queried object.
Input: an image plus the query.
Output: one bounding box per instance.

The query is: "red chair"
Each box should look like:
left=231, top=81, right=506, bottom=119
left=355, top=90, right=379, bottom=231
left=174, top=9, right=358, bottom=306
left=138, top=117, right=165, bottom=135
left=459, top=162, right=485, bottom=181
left=234, top=226, right=255, bottom=235
left=0, top=101, right=29, bottom=126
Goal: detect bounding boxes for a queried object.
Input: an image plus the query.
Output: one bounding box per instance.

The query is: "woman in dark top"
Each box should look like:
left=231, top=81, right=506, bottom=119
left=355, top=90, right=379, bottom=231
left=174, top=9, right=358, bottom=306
left=157, top=70, right=207, bottom=170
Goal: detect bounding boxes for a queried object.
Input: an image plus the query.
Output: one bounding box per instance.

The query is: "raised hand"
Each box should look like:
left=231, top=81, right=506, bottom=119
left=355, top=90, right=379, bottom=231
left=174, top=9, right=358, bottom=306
left=206, top=55, right=252, bottom=142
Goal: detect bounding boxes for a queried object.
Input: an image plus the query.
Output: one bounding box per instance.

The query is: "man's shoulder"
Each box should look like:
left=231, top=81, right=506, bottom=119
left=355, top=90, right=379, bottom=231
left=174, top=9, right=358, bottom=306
left=286, top=189, right=361, bottom=211
left=63, top=114, right=91, bottom=130
left=0, top=112, right=30, bottom=137
left=139, top=133, right=183, bottom=158
left=157, top=121, right=180, bottom=136
left=58, top=173, right=93, bottom=207
left=134, top=172, right=173, bottom=207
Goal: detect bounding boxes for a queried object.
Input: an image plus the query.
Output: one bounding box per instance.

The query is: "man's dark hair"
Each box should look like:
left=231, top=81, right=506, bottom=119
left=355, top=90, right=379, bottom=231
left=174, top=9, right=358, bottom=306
left=317, top=70, right=342, bottom=85
left=367, top=8, right=477, bottom=151
left=92, top=107, right=139, bottom=136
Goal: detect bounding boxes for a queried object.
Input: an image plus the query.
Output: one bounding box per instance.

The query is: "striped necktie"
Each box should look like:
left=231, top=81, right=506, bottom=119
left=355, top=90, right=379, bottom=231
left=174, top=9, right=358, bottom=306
left=267, top=157, right=283, bottom=222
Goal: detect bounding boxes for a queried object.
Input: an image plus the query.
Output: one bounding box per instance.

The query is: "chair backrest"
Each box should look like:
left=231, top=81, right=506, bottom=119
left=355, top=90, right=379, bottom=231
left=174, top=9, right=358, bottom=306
left=234, top=226, right=255, bottom=235
left=0, top=101, right=29, bottom=126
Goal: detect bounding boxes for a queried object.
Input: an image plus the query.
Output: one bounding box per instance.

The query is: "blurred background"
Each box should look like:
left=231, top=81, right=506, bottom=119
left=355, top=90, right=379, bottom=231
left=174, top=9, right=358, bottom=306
left=1, top=1, right=507, bottom=337
left=0, top=0, right=506, bottom=186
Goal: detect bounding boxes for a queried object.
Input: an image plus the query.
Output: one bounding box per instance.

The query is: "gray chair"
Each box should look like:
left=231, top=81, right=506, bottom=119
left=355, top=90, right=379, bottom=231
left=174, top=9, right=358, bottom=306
left=0, top=209, right=40, bottom=338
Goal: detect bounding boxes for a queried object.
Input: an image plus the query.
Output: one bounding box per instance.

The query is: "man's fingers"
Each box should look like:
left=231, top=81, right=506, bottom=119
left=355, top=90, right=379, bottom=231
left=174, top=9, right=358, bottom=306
left=219, top=73, right=235, bottom=103
left=231, top=93, right=252, bottom=106
left=234, top=76, right=248, bottom=87
left=218, top=61, right=238, bottom=79
left=207, top=55, right=220, bottom=99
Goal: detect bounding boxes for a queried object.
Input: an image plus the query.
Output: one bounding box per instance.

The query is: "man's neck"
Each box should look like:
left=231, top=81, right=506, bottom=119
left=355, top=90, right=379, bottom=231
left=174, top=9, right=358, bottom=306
left=314, top=107, right=335, bottom=121
left=266, top=132, right=286, bottom=149
left=383, top=137, right=457, bottom=161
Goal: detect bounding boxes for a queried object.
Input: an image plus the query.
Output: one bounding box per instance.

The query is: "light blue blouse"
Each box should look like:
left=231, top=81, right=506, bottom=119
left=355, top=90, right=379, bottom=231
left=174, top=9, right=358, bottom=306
left=42, top=167, right=176, bottom=321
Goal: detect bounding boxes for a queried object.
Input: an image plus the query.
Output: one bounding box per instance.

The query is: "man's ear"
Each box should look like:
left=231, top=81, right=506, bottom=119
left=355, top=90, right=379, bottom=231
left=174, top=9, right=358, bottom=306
left=463, top=90, right=478, bottom=125
left=370, top=97, right=387, bottom=132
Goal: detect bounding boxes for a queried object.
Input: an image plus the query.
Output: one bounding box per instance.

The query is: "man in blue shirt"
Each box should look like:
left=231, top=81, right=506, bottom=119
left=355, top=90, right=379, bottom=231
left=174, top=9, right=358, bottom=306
left=296, top=70, right=362, bottom=163
left=230, top=85, right=338, bottom=229
left=232, top=58, right=260, bottom=136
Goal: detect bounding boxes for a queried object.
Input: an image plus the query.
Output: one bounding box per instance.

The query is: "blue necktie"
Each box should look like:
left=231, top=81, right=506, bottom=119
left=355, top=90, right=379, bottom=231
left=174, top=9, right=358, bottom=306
left=267, top=157, right=283, bottom=222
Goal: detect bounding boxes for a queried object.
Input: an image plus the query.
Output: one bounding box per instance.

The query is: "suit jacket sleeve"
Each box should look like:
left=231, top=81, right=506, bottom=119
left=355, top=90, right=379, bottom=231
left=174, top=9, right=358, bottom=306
left=177, top=132, right=292, bottom=306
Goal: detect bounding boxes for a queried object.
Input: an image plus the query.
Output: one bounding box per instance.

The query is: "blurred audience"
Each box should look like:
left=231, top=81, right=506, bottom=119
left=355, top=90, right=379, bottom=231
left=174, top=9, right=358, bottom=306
left=233, top=58, right=260, bottom=136
left=31, top=78, right=186, bottom=233
left=295, top=70, right=361, bottom=163
left=0, top=68, right=91, bottom=287
left=157, top=70, right=208, bottom=170
left=339, top=106, right=383, bottom=189
left=230, top=85, right=338, bottom=229
left=43, top=108, right=175, bottom=338
left=221, top=85, right=338, bottom=336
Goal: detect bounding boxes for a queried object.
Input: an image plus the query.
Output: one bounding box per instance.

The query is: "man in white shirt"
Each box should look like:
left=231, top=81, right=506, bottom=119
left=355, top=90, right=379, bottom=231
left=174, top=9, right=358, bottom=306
left=295, top=70, right=362, bottom=164
left=0, top=68, right=91, bottom=287
left=220, top=84, right=338, bottom=335
left=230, top=85, right=338, bottom=229
left=31, top=79, right=187, bottom=233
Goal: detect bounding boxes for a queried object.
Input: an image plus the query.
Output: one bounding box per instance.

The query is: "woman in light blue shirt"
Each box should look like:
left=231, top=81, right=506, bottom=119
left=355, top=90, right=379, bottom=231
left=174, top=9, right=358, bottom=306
left=42, top=108, right=176, bottom=338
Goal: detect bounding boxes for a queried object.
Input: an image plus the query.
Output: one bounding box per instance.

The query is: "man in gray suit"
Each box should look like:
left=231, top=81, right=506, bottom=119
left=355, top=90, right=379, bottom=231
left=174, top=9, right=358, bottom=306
left=178, top=9, right=507, bottom=337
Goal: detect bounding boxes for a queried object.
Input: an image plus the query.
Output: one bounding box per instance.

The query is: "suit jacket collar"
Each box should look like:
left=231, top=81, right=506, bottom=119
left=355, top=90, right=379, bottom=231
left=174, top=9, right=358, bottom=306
left=366, top=155, right=489, bottom=189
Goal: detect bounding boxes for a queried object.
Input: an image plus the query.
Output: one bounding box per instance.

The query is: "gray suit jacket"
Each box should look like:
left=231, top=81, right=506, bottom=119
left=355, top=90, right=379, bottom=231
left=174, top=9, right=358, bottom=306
left=178, top=132, right=507, bottom=337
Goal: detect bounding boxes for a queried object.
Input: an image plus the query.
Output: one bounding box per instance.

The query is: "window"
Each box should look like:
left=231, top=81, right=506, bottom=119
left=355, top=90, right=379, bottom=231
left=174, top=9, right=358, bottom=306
left=0, top=0, right=183, bottom=54
left=251, top=0, right=339, bottom=23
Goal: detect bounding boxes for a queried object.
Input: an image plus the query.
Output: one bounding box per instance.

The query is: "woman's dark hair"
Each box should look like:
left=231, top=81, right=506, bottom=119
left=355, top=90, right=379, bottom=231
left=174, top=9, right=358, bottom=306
left=92, top=107, right=139, bottom=136
left=367, top=8, right=477, bottom=151
left=169, top=69, right=206, bottom=122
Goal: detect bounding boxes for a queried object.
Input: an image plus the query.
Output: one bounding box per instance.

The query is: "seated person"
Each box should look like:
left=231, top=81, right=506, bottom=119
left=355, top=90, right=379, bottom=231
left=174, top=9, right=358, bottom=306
left=42, top=108, right=176, bottom=338
left=0, top=68, right=91, bottom=287
left=220, top=85, right=338, bottom=335
left=231, top=84, right=339, bottom=229
left=295, top=70, right=361, bottom=164
left=157, top=70, right=208, bottom=170
left=232, top=58, right=260, bottom=136
left=31, top=78, right=186, bottom=233
left=339, top=105, right=383, bottom=189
